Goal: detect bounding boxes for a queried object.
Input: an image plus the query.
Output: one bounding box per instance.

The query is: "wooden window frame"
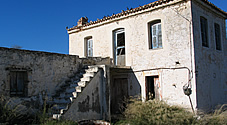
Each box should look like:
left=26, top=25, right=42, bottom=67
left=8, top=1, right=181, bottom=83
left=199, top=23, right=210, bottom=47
left=200, top=16, right=209, bottom=47
left=84, top=36, right=93, bottom=57
left=10, top=71, right=28, bottom=97
left=148, top=20, right=162, bottom=49
left=214, top=23, right=221, bottom=50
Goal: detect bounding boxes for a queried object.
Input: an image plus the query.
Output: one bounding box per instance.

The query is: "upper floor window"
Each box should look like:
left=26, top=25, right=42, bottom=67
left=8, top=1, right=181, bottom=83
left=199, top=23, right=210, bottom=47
left=149, top=20, right=162, bottom=49
left=214, top=23, right=221, bottom=50
left=200, top=16, right=209, bottom=47
left=10, top=71, right=28, bottom=97
left=85, top=37, right=93, bottom=57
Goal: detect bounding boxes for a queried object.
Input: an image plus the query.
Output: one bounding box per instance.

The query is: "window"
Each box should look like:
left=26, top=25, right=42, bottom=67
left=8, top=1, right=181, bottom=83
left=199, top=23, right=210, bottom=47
left=149, top=20, right=162, bottom=49
left=214, top=23, right=221, bottom=50
left=200, top=16, right=209, bottom=47
left=85, top=37, right=93, bottom=57
left=10, top=71, right=28, bottom=97
left=115, top=30, right=125, bottom=56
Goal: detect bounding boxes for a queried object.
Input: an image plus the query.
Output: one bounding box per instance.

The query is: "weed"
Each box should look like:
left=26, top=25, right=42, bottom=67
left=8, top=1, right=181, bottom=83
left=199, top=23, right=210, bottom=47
left=41, top=119, right=78, bottom=125
left=198, top=104, right=227, bottom=125
left=115, top=99, right=198, bottom=125
left=0, top=95, right=33, bottom=124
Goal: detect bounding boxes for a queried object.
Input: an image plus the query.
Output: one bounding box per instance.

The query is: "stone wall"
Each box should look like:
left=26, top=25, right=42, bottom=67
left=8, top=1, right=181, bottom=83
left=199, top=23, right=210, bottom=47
left=0, top=47, right=112, bottom=97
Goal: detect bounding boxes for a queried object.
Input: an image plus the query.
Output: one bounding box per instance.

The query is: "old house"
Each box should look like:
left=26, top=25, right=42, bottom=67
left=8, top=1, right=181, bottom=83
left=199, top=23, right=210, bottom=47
left=0, top=0, right=226, bottom=122
left=67, top=0, right=226, bottom=117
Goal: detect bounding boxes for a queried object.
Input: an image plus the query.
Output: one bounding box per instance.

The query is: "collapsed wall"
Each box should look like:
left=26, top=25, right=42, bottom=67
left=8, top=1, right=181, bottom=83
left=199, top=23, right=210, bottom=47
left=0, top=47, right=111, bottom=116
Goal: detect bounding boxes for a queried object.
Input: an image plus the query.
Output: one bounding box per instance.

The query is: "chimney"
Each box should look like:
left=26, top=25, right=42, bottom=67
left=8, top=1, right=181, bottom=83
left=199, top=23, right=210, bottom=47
left=77, top=17, right=88, bottom=26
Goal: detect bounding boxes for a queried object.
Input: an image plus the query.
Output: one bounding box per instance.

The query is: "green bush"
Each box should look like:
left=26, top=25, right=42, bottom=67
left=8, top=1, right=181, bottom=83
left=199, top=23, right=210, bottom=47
left=116, top=99, right=198, bottom=125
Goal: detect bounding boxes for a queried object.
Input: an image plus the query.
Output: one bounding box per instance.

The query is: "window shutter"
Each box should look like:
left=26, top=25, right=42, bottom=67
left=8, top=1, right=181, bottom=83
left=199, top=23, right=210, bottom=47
left=200, top=17, right=208, bottom=47
left=10, top=72, right=17, bottom=93
left=17, top=72, right=25, bottom=94
left=215, top=23, right=221, bottom=50
left=158, top=24, right=162, bottom=48
left=149, top=20, right=162, bottom=49
left=152, top=25, right=158, bottom=49
left=87, top=39, right=93, bottom=57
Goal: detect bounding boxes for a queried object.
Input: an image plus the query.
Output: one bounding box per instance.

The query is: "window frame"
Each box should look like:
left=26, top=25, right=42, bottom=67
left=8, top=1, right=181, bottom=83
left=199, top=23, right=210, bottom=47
left=113, top=28, right=126, bottom=65
left=200, top=16, right=209, bottom=48
left=148, top=20, right=163, bottom=49
left=214, top=23, right=222, bottom=51
left=84, top=36, right=93, bottom=57
left=10, top=71, right=28, bottom=97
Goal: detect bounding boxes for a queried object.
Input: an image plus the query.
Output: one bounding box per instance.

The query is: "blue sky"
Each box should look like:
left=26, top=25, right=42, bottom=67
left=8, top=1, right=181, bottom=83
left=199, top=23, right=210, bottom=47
left=0, top=0, right=226, bottom=54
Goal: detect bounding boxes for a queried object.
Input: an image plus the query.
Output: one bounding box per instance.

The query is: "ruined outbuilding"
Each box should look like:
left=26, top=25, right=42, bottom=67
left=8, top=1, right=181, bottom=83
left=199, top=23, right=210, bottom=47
left=0, top=0, right=226, bottom=122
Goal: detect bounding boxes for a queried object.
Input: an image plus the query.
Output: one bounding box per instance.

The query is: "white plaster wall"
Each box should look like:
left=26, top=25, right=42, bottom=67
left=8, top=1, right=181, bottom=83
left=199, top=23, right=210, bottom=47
left=64, top=69, right=105, bottom=121
left=191, top=0, right=227, bottom=111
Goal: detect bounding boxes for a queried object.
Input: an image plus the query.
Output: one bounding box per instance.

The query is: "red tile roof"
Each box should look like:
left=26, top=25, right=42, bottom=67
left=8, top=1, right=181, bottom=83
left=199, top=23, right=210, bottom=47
left=67, top=0, right=226, bottom=31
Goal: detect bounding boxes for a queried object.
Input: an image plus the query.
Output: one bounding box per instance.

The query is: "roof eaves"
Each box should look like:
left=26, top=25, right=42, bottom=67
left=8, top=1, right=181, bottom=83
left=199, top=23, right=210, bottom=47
left=67, top=0, right=227, bottom=32
left=200, top=0, right=227, bottom=18
left=67, top=0, right=174, bottom=31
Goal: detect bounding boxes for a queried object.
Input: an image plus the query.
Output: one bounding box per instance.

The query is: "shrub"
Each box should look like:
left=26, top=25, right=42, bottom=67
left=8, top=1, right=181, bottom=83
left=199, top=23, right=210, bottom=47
left=0, top=95, right=34, bottom=124
left=116, top=99, right=198, bottom=125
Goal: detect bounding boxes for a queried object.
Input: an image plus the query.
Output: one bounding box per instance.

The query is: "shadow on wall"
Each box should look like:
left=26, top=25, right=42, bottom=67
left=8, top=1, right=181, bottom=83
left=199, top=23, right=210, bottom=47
left=110, top=68, right=141, bottom=119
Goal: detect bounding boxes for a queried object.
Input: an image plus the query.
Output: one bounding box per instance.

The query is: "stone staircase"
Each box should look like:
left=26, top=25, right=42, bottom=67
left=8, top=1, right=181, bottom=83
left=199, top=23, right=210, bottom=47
left=51, top=65, right=99, bottom=119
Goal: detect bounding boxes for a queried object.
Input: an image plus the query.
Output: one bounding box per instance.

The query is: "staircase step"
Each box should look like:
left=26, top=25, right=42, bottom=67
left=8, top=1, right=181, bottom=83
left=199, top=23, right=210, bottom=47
left=83, top=72, right=95, bottom=77
left=78, top=81, right=87, bottom=87
left=76, top=86, right=82, bottom=92
left=53, top=114, right=61, bottom=119
left=72, top=92, right=77, bottom=98
left=86, top=66, right=99, bottom=72
left=80, top=76, right=91, bottom=82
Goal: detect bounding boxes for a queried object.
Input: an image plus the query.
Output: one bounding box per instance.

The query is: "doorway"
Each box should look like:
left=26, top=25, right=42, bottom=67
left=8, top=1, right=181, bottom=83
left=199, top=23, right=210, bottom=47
left=111, top=78, right=128, bottom=114
left=145, top=76, right=160, bottom=100
left=113, top=29, right=125, bottom=66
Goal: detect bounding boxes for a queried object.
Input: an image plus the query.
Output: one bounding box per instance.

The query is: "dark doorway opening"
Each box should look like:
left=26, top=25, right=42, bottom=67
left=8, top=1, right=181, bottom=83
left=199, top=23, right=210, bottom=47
left=146, top=76, right=159, bottom=100
left=111, top=78, right=128, bottom=114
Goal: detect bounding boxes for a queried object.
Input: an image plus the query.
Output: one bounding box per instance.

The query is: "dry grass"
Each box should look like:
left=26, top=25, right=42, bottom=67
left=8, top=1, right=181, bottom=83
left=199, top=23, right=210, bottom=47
left=115, top=99, right=227, bottom=125
left=41, top=120, right=78, bottom=125
left=0, top=95, right=34, bottom=124
left=115, top=99, right=197, bottom=125
left=199, top=104, right=227, bottom=125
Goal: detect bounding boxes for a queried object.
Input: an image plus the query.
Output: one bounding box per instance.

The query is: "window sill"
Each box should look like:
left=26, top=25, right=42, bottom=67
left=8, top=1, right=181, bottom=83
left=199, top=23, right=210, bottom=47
left=149, top=47, right=163, bottom=50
